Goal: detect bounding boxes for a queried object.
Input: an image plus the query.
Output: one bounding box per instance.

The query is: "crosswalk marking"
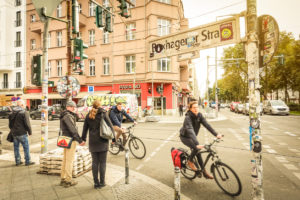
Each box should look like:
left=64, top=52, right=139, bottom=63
left=242, top=128, right=249, bottom=134
left=289, top=149, right=300, bottom=153
left=284, top=132, right=296, bottom=136
left=283, top=164, right=298, bottom=170
left=263, top=145, right=271, bottom=149
left=278, top=142, right=287, bottom=146
left=271, top=127, right=280, bottom=130
left=266, top=149, right=277, bottom=154
left=293, top=172, right=300, bottom=180
left=275, top=157, right=288, bottom=163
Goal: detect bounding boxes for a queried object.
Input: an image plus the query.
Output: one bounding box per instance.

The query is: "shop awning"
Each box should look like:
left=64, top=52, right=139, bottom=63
left=75, top=91, right=111, bottom=99
left=22, top=93, right=64, bottom=99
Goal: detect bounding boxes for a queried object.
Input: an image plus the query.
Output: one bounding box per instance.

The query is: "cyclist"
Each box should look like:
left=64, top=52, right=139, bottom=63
left=109, top=102, right=137, bottom=146
left=180, top=101, right=222, bottom=179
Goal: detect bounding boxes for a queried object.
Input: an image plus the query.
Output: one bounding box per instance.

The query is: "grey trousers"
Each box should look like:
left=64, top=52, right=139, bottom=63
left=91, top=151, right=108, bottom=184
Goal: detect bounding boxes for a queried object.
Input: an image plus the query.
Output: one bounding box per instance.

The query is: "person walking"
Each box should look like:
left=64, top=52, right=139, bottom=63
left=9, top=99, right=34, bottom=166
left=81, top=100, right=115, bottom=189
left=60, top=101, right=85, bottom=188
left=179, top=103, right=183, bottom=117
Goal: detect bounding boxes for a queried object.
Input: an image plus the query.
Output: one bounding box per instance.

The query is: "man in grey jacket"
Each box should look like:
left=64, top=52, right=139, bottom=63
left=60, top=101, right=85, bottom=188
left=9, top=99, right=34, bottom=166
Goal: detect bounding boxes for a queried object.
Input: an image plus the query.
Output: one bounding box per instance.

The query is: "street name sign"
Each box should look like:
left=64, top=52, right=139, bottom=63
left=32, top=0, right=62, bottom=22
left=148, top=16, right=240, bottom=60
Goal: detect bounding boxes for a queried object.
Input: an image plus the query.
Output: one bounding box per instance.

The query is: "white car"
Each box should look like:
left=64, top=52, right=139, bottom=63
left=263, top=100, right=289, bottom=115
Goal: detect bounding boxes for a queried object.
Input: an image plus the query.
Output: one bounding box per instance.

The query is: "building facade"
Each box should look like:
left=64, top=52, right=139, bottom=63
left=25, top=0, right=191, bottom=115
left=0, top=0, right=26, bottom=105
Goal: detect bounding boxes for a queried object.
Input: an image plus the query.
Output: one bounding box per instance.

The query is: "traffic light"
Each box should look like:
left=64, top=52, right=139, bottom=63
left=278, top=54, right=285, bottom=65
left=73, top=38, right=88, bottom=62
left=72, top=0, right=79, bottom=34
left=95, top=5, right=104, bottom=28
left=104, top=7, right=113, bottom=33
left=216, top=88, right=220, bottom=95
left=31, top=54, right=42, bottom=86
left=117, top=0, right=130, bottom=18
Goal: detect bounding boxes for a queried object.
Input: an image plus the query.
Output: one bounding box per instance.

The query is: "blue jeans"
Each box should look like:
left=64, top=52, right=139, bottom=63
left=13, top=134, right=31, bottom=165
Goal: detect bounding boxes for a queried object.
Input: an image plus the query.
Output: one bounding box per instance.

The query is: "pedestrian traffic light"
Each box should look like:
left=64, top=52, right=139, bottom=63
left=31, top=54, right=42, bottom=86
left=73, top=38, right=88, bottom=62
left=117, top=0, right=130, bottom=18
left=104, top=7, right=113, bottom=33
left=216, top=88, right=220, bottom=95
left=72, top=0, right=79, bottom=34
left=278, top=54, right=285, bottom=65
left=95, top=5, right=104, bottom=28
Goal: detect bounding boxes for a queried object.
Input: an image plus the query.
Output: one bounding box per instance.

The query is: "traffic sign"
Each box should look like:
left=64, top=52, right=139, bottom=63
left=32, top=0, right=62, bottom=22
left=88, top=86, right=94, bottom=93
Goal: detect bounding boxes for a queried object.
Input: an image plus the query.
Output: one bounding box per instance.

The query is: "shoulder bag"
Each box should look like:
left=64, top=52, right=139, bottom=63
left=57, top=119, right=73, bottom=149
left=100, top=112, right=114, bottom=140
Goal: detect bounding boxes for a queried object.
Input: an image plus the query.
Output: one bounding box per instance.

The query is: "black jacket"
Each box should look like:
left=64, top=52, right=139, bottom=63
left=180, top=110, right=217, bottom=139
left=109, top=106, right=134, bottom=127
left=9, top=106, right=32, bottom=136
left=60, top=110, right=83, bottom=143
left=81, top=108, right=115, bottom=152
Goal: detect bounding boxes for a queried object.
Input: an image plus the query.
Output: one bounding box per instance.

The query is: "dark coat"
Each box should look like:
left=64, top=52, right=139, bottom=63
left=60, top=110, right=83, bottom=143
left=180, top=110, right=218, bottom=140
left=81, top=108, right=115, bottom=152
left=9, top=106, right=32, bottom=136
left=109, top=106, right=134, bottom=127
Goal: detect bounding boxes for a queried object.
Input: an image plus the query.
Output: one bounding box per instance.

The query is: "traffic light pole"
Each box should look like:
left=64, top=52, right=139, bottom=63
left=246, top=0, right=264, bottom=199
left=41, top=19, right=50, bottom=154
left=67, top=0, right=72, bottom=101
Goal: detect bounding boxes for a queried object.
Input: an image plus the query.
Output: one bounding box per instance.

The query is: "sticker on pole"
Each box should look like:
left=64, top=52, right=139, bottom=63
left=57, top=76, right=80, bottom=98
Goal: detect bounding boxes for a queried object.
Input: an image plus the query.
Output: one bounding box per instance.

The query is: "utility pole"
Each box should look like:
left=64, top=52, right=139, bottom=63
left=41, top=19, right=49, bottom=154
left=67, top=0, right=72, bottom=102
left=246, top=0, right=264, bottom=199
left=206, top=56, right=209, bottom=103
left=215, top=47, right=218, bottom=117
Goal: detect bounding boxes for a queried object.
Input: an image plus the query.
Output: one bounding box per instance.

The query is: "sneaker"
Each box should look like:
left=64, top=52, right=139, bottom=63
left=64, top=180, right=78, bottom=188
left=25, top=162, right=35, bottom=166
left=16, top=162, right=23, bottom=166
left=60, top=180, right=66, bottom=186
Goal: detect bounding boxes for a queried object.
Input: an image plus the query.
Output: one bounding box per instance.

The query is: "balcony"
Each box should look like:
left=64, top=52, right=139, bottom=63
left=1, top=82, right=9, bottom=89
left=15, top=20, right=22, bottom=27
left=30, top=21, right=42, bottom=33
left=15, top=81, right=22, bottom=88
left=14, top=61, right=22, bottom=68
left=14, top=40, right=22, bottom=47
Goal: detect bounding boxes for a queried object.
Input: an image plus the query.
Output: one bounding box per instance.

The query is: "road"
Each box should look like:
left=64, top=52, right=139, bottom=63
left=0, top=109, right=299, bottom=200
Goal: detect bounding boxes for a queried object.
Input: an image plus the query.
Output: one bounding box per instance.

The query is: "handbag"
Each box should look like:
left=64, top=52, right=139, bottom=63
left=7, top=131, right=14, bottom=143
left=100, top=112, right=114, bottom=140
left=57, top=121, right=73, bottom=149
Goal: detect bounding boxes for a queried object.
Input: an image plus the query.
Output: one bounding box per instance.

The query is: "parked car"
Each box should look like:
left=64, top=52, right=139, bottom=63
left=236, top=103, right=244, bottom=113
left=30, top=105, right=62, bottom=120
left=0, top=106, right=14, bottom=118
left=263, top=100, right=289, bottom=115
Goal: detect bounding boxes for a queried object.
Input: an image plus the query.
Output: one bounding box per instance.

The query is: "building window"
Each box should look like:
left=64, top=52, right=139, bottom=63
left=48, top=61, right=51, bottom=77
left=89, top=2, right=96, bottom=16
left=16, top=72, right=21, bottom=88
left=157, top=0, right=171, bottom=4
left=79, top=4, right=82, bottom=13
left=103, top=32, right=109, bottom=44
left=15, top=0, right=21, bottom=6
left=16, top=11, right=21, bottom=27
left=15, top=52, right=21, bottom=67
left=57, top=60, right=62, bottom=77
left=157, top=18, right=170, bottom=36
left=103, top=57, right=109, bottom=75
left=157, top=57, right=170, bottom=72
left=57, top=31, right=62, bottom=47
left=103, top=0, right=109, bottom=8
left=126, top=23, right=136, bottom=41
left=31, top=14, right=36, bottom=22
left=89, top=30, right=95, bottom=46
left=15, top=32, right=21, bottom=47
left=89, top=60, right=95, bottom=76
left=125, top=55, right=135, bottom=73
left=57, top=3, right=62, bottom=18
left=3, top=73, right=8, bottom=89
left=47, top=33, right=51, bottom=48
left=31, top=39, right=36, bottom=50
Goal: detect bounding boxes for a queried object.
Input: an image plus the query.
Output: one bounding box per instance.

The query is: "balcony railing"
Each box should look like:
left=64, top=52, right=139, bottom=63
left=14, top=40, right=22, bottom=47
left=15, top=0, right=21, bottom=6
left=15, top=20, right=22, bottom=27
left=14, top=61, right=22, bottom=68
left=2, top=82, right=9, bottom=89
left=15, top=81, right=22, bottom=88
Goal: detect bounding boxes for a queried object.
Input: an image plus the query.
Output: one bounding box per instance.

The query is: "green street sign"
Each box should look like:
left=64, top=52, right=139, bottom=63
left=32, top=0, right=62, bottom=22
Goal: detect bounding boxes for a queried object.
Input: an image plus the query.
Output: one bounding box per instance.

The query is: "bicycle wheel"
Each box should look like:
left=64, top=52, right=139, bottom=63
left=108, top=140, right=121, bottom=155
left=180, top=155, right=197, bottom=180
left=128, top=137, right=146, bottom=159
left=211, top=162, right=242, bottom=196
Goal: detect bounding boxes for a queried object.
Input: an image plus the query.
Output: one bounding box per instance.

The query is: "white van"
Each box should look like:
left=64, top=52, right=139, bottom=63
left=76, top=94, right=138, bottom=120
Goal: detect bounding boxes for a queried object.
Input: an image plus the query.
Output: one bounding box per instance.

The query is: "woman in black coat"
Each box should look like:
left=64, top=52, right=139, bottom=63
left=81, top=100, right=115, bottom=189
left=180, top=101, right=222, bottom=179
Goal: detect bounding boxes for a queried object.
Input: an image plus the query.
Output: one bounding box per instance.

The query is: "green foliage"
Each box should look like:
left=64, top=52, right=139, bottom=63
left=287, top=102, right=300, bottom=111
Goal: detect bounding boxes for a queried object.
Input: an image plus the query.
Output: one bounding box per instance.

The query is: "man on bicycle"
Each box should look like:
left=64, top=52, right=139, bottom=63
left=180, top=101, right=222, bottom=179
left=109, top=102, right=137, bottom=146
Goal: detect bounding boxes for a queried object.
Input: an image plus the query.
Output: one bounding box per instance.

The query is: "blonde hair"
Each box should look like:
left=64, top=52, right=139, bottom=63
left=89, top=100, right=101, bottom=120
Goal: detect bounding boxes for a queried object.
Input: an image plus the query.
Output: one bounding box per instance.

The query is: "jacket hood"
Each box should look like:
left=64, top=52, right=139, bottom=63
left=97, top=107, right=106, bottom=114
left=112, top=105, right=120, bottom=113
left=60, top=110, right=75, bottom=119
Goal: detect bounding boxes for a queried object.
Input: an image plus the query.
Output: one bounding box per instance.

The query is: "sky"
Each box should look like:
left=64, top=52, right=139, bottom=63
left=181, top=0, right=300, bottom=98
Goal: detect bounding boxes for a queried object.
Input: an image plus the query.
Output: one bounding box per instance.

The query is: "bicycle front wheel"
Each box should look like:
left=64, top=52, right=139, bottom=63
left=108, top=140, right=121, bottom=155
left=128, top=137, right=146, bottom=159
left=211, top=162, right=242, bottom=196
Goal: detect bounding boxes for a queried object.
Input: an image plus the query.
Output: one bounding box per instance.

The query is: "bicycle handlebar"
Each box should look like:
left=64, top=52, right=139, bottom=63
left=126, top=123, right=136, bottom=130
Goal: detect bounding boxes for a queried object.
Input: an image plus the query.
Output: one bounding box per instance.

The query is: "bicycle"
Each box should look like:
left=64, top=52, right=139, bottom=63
left=179, top=137, right=242, bottom=196
left=109, top=124, right=146, bottom=159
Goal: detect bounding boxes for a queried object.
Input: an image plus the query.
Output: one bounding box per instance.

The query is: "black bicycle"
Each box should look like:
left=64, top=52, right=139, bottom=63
left=109, top=124, right=146, bottom=159
left=180, top=137, right=242, bottom=196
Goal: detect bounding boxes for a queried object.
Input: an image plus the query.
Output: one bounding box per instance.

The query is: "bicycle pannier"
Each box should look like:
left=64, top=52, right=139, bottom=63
left=171, top=147, right=185, bottom=169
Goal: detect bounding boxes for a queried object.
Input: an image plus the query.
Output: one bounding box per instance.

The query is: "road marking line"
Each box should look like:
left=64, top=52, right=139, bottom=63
left=271, top=127, right=280, bottom=130
left=293, top=172, right=300, bottom=180
left=227, top=128, right=236, bottom=134
left=283, top=164, right=298, bottom=170
left=284, top=132, right=296, bottom=136
left=278, top=142, right=287, bottom=146
left=135, top=164, right=144, bottom=171
left=150, top=152, right=157, bottom=157
left=266, top=149, right=277, bottom=154
left=263, top=145, right=271, bottom=149
left=242, top=128, right=249, bottom=134
left=289, top=149, right=300, bottom=153
left=145, top=157, right=151, bottom=163
left=275, top=157, right=288, bottom=163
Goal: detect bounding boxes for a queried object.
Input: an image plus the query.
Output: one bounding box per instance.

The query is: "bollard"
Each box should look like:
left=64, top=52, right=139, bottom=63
left=0, top=132, right=2, bottom=155
left=125, top=148, right=129, bottom=184
left=174, top=166, right=181, bottom=200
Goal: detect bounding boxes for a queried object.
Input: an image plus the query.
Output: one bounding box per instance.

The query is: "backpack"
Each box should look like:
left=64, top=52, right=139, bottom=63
left=171, top=147, right=185, bottom=169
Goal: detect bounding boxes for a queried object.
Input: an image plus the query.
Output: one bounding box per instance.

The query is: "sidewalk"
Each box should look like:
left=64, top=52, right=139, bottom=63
left=0, top=150, right=191, bottom=200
